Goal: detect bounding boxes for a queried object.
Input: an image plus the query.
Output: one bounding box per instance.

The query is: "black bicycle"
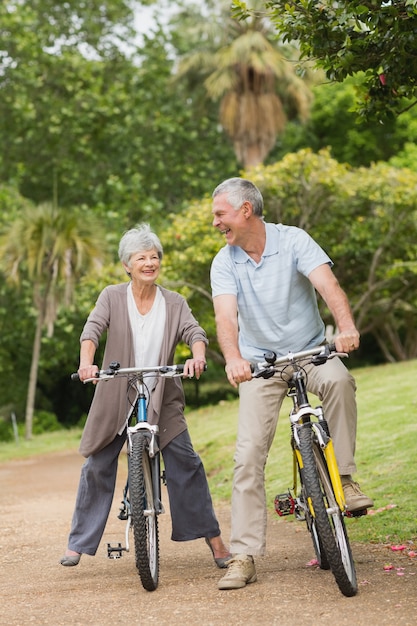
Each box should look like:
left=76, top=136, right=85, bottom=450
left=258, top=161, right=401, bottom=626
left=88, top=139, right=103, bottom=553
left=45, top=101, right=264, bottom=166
left=252, top=344, right=359, bottom=597
left=73, top=361, right=186, bottom=591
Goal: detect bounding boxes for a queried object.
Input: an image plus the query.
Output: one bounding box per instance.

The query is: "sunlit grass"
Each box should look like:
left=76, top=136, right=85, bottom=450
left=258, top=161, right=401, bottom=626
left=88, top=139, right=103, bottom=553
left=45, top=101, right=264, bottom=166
left=0, top=428, right=82, bottom=462
left=1, top=359, right=416, bottom=545
left=187, top=359, right=417, bottom=545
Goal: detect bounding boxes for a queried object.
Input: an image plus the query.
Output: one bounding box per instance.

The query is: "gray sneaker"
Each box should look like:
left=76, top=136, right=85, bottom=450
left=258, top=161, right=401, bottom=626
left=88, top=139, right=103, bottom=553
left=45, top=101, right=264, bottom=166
left=218, top=555, right=257, bottom=590
left=342, top=477, right=374, bottom=512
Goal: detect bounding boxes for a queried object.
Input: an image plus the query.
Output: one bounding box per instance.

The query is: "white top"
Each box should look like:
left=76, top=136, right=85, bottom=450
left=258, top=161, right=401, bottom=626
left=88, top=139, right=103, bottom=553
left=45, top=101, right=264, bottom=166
left=121, top=283, right=166, bottom=429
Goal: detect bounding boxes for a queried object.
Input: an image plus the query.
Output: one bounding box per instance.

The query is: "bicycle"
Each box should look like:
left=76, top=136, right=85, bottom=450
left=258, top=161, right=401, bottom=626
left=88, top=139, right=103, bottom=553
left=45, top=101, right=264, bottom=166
left=72, top=360, right=187, bottom=592
left=252, top=343, right=362, bottom=597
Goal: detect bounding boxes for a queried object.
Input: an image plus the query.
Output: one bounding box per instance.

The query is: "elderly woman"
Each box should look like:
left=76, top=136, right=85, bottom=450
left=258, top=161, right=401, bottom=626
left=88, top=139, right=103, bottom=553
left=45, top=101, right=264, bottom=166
left=61, top=224, right=230, bottom=569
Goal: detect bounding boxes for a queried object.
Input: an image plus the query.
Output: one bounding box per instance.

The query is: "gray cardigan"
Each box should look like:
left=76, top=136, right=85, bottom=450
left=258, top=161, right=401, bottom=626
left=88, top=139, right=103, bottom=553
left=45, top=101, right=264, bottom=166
left=78, top=283, right=208, bottom=457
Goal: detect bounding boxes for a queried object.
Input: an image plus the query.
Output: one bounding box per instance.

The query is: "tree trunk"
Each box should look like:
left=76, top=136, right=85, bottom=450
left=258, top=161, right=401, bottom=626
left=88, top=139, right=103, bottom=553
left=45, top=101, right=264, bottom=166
left=25, top=308, right=44, bottom=440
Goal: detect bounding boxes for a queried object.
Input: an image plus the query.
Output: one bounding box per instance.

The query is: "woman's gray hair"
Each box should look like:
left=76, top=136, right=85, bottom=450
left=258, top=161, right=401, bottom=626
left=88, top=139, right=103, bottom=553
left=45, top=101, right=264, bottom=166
left=212, top=177, right=264, bottom=216
left=118, top=223, right=163, bottom=266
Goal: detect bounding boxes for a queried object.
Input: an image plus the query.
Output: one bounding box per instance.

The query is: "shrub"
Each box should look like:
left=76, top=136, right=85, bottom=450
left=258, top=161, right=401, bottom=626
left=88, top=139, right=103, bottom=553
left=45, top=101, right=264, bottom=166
left=32, top=410, right=61, bottom=435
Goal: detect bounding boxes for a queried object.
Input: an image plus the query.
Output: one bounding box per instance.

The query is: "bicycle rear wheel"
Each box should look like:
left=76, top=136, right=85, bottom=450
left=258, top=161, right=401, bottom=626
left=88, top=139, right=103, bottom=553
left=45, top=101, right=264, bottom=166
left=129, top=431, right=159, bottom=591
left=299, top=425, right=357, bottom=597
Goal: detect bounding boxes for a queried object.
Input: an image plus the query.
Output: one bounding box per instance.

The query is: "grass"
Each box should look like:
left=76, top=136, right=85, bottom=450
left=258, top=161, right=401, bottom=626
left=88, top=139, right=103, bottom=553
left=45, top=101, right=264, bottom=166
left=1, top=359, right=416, bottom=545
left=186, top=358, right=417, bottom=546
left=0, top=427, right=82, bottom=461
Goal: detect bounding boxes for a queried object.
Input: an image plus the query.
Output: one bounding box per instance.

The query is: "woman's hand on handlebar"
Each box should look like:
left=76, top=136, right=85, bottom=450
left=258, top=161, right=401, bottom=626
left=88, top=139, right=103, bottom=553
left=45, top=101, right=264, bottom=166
left=225, top=357, right=252, bottom=388
left=183, top=358, right=206, bottom=380
left=78, top=364, right=99, bottom=383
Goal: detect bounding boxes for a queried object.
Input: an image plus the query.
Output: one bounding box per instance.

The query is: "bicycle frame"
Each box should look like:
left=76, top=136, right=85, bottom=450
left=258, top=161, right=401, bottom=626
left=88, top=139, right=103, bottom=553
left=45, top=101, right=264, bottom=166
left=109, top=377, right=164, bottom=558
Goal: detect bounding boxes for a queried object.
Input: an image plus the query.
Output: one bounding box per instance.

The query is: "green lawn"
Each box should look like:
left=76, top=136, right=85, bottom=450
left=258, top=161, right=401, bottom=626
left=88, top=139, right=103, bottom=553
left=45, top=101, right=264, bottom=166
left=1, top=359, right=416, bottom=545
left=187, top=358, right=417, bottom=545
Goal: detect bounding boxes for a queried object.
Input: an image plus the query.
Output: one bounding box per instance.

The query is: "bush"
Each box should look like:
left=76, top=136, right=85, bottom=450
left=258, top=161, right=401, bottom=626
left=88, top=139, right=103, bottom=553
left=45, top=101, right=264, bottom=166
left=0, top=418, right=13, bottom=442
left=32, top=410, right=61, bottom=435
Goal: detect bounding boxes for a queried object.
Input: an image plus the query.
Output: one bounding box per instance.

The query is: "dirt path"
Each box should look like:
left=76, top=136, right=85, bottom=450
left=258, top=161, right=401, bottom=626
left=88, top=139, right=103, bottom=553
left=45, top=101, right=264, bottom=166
left=1, top=450, right=416, bottom=626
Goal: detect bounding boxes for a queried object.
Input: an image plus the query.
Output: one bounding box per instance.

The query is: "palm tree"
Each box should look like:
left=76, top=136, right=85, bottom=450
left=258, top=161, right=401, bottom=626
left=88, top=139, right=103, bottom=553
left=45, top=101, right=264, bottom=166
left=173, top=0, right=313, bottom=168
left=0, top=202, right=105, bottom=439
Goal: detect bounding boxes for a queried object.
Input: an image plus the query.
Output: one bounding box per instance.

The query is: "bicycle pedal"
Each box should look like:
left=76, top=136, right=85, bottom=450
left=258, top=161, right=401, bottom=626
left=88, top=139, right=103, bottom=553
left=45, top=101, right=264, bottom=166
left=107, top=543, right=126, bottom=559
left=345, top=508, right=368, bottom=518
left=274, top=492, right=295, bottom=517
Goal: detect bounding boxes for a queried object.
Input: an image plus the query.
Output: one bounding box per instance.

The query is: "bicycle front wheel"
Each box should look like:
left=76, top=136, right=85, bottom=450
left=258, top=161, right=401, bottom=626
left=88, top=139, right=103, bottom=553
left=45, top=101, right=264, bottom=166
left=129, top=431, right=159, bottom=591
left=299, top=425, right=357, bottom=597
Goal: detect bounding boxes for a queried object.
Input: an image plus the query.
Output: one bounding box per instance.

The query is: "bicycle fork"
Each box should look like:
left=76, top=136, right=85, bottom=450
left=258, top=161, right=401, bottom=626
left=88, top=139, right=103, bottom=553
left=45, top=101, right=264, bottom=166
left=275, top=411, right=347, bottom=520
left=107, top=423, right=165, bottom=559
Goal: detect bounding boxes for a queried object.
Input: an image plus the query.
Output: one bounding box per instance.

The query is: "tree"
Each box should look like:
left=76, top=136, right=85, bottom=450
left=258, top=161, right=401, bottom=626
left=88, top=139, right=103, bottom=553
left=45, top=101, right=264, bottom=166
left=0, top=3, right=237, bottom=222
left=174, top=0, right=313, bottom=167
left=271, top=78, right=417, bottom=168
left=161, top=149, right=417, bottom=363
left=232, top=1, right=417, bottom=121
left=0, top=203, right=106, bottom=438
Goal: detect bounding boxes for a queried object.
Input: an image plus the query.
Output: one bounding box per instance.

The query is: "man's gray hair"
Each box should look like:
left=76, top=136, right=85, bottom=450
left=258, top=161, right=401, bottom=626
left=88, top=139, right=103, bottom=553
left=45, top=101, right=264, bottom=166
left=212, top=177, right=263, bottom=216
left=118, top=223, right=163, bottom=266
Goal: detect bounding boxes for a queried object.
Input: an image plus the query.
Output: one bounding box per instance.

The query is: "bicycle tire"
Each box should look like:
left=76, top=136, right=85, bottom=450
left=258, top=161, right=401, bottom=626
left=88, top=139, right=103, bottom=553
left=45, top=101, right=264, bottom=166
left=299, top=425, right=358, bottom=597
left=129, top=431, right=159, bottom=591
left=299, top=479, right=330, bottom=570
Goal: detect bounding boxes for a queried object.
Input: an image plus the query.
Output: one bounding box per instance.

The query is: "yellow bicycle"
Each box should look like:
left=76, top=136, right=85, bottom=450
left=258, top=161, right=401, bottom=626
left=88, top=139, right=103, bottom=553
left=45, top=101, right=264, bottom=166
left=252, top=344, right=359, bottom=597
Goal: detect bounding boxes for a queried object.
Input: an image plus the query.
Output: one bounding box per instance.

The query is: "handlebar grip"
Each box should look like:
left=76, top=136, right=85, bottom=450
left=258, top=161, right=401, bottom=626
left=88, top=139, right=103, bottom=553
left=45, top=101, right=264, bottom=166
left=71, top=372, right=80, bottom=381
left=328, top=342, right=336, bottom=353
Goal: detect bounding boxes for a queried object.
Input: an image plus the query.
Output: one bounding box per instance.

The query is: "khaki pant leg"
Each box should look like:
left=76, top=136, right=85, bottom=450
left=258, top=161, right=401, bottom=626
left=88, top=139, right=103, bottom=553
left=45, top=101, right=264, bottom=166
left=304, top=357, right=357, bottom=475
left=230, top=376, right=287, bottom=556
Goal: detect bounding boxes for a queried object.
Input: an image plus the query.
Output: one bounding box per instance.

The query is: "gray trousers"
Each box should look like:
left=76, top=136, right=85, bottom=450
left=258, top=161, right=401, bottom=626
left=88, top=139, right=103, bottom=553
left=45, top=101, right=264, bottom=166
left=67, top=429, right=220, bottom=555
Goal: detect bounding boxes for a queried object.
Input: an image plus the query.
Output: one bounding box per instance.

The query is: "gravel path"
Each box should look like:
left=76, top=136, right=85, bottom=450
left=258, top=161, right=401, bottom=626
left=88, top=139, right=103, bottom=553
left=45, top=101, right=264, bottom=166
left=1, top=450, right=416, bottom=625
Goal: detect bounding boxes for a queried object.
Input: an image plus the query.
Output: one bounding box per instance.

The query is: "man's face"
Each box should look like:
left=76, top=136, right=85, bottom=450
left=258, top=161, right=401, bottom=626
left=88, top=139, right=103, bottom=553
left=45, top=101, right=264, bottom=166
left=212, top=193, right=247, bottom=247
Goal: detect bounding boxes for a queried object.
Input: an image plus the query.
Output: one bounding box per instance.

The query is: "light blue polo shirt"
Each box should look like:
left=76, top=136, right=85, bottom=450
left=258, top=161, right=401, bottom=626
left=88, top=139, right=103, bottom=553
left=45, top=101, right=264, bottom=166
left=210, top=222, right=333, bottom=361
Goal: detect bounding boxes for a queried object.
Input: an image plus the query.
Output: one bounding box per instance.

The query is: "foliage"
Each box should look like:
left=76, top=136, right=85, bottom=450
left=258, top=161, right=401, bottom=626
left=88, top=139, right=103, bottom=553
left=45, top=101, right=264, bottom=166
left=249, top=154, right=417, bottom=362
left=0, top=419, right=13, bottom=443
left=173, top=0, right=313, bottom=167
left=0, top=2, right=237, bottom=220
left=161, top=149, right=417, bottom=362
left=161, top=195, right=225, bottom=360
left=232, top=0, right=417, bottom=121
left=0, top=202, right=107, bottom=438
left=283, top=79, right=403, bottom=167
left=32, top=410, right=61, bottom=435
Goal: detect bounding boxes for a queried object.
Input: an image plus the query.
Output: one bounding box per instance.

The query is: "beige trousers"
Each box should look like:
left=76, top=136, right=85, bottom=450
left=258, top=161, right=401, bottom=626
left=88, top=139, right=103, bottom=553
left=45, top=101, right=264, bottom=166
left=230, top=357, right=357, bottom=556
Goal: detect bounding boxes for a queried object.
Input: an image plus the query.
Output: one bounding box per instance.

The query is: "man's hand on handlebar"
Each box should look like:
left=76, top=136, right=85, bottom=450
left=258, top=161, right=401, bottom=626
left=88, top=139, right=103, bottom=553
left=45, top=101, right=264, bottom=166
left=334, top=329, right=360, bottom=354
left=225, top=357, right=252, bottom=388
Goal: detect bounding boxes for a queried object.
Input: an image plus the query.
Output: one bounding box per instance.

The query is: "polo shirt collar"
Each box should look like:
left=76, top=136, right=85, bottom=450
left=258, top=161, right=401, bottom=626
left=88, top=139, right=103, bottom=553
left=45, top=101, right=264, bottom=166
left=230, top=222, right=279, bottom=263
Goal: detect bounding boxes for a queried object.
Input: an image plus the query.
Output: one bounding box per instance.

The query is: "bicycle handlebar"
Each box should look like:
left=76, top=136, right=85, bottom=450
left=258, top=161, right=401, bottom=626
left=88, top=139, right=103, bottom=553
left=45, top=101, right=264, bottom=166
left=251, top=343, right=347, bottom=378
left=70, top=362, right=200, bottom=383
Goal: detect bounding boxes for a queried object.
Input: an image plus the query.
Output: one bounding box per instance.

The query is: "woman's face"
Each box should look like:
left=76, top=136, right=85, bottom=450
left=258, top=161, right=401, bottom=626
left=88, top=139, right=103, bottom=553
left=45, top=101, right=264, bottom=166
left=124, top=248, right=161, bottom=285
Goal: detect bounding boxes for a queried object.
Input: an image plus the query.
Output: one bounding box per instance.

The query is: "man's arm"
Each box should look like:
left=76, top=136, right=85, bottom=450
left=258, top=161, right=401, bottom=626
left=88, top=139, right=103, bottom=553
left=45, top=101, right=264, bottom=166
left=213, top=294, right=252, bottom=387
left=309, top=264, right=360, bottom=353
